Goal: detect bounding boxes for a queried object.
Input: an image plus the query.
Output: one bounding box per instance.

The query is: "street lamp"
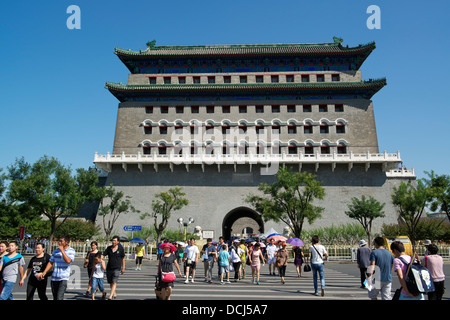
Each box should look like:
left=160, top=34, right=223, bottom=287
left=177, top=217, right=195, bottom=242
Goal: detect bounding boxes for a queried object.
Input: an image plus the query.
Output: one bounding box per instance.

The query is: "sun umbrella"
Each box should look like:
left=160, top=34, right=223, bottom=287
left=130, top=238, right=146, bottom=243
left=266, top=233, right=282, bottom=239
left=176, top=241, right=187, bottom=247
left=287, top=237, right=305, bottom=247
left=267, top=235, right=287, bottom=243
left=116, top=236, right=129, bottom=242
left=245, top=238, right=255, bottom=243
left=158, top=242, right=177, bottom=252
left=258, top=242, right=266, bottom=248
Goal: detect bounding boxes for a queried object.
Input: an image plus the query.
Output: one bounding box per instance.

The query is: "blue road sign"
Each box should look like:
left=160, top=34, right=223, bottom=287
left=123, top=225, right=142, bottom=232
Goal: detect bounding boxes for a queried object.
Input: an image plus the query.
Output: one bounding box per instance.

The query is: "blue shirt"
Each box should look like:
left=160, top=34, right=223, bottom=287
left=219, top=250, right=230, bottom=266
left=202, top=245, right=216, bottom=262
left=50, top=247, right=76, bottom=281
left=370, top=248, right=394, bottom=282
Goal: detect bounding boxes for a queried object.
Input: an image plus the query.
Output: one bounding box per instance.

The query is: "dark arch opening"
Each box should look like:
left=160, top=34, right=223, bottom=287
left=222, top=206, right=264, bottom=240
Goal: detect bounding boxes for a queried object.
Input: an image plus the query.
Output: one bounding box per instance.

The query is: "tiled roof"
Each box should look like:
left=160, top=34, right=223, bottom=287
left=114, top=40, right=376, bottom=57
left=105, top=79, right=386, bottom=92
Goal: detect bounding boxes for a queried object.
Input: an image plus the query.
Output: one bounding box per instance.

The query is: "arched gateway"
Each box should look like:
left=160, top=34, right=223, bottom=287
left=222, top=207, right=264, bottom=240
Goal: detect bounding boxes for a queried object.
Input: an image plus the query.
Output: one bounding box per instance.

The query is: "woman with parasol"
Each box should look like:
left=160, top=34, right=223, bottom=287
left=287, top=238, right=305, bottom=277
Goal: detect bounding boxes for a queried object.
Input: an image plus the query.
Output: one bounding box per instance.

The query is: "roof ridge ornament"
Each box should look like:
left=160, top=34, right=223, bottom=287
left=333, top=36, right=344, bottom=45
left=146, top=40, right=157, bottom=48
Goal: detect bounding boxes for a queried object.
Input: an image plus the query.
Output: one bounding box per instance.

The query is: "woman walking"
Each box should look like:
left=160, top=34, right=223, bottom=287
left=422, top=244, right=445, bottom=300
left=157, top=243, right=183, bottom=300
left=84, top=241, right=98, bottom=297
left=292, top=245, right=304, bottom=277
left=390, top=240, right=424, bottom=300
left=230, top=241, right=243, bottom=281
left=276, top=242, right=289, bottom=284
left=248, top=243, right=265, bottom=285
left=20, top=242, right=51, bottom=300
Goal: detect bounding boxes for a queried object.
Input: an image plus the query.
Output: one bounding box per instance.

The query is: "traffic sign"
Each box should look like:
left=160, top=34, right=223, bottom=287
left=123, top=225, right=142, bottom=232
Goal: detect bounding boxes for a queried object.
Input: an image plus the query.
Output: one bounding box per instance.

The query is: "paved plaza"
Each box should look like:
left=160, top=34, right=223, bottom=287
left=10, top=257, right=450, bottom=301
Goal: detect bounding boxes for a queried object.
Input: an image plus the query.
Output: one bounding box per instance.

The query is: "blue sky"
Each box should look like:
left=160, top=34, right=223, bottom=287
left=0, top=0, right=449, bottom=180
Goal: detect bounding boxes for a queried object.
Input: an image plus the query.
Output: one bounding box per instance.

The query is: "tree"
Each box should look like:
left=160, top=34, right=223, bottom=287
left=391, top=181, right=431, bottom=252
left=245, top=167, right=325, bottom=238
left=97, top=184, right=138, bottom=241
left=423, top=170, right=450, bottom=222
left=345, top=195, right=385, bottom=246
left=7, top=156, right=103, bottom=240
left=140, top=186, right=189, bottom=244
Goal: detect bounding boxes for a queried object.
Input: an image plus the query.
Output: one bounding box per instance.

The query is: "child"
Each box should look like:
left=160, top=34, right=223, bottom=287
left=218, top=244, right=231, bottom=284
left=90, top=252, right=107, bottom=300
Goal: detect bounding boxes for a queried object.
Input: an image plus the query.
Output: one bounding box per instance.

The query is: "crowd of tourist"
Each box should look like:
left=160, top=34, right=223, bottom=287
left=0, top=235, right=446, bottom=301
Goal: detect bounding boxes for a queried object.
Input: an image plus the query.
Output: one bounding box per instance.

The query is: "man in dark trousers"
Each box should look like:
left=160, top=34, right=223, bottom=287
left=356, top=239, right=371, bottom=288
left=103, top=236, right=125, bottom=300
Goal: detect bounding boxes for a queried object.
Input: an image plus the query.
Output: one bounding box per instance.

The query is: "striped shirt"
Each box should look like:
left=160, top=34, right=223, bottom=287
left=49, top=247, right=76, bottom=281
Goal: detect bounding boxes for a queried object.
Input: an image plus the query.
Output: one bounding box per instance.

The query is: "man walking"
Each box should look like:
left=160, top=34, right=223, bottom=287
left=38, top=236, right=75, bottom=300
left=266, top=238, right=278, bottom=275
left=183, top=238, right=199, bottom=283
left=357, top=239, right=371, bottom=288
left=0, top=241, right=25, bottom=300
left=367, top=236, right=394, bottom=300
left=103, top=235, right=125, bottom=300
left=201, top=238, right=216, bottom=283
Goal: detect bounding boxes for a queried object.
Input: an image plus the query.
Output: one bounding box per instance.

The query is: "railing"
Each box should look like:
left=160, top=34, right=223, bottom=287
left=16, top=240, right=154, bottom=261
left=15, top=241, right=449, bottom=261
left=94, top=150, right=402, bottom=165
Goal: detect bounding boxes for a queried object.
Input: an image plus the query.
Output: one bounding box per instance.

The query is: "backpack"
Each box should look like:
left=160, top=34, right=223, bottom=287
left=398, top=257, right=435, bottom=296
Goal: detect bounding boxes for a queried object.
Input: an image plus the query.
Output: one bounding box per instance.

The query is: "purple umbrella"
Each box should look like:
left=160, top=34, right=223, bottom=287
left=287, top=237, right=305, bottom=247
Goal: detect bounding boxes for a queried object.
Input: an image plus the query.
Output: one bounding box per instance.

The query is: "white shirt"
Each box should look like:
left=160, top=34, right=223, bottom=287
left=92, top=262, right=105, bottom=279
left=266, top=244, right=278, bottom=259
left=184, top=245, right=199, bottom=261
left=230, top=247, right=244, bottom=263
left=309, top=244, right=327, bottom=264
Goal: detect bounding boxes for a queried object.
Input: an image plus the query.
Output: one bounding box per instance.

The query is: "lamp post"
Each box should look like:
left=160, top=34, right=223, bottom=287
left=177, top=217, right=195, bottom=242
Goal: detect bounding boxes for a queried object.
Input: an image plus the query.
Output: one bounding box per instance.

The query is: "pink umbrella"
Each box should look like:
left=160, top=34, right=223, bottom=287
left=258, top=242, right=266, bottom=248
left=159, top=242, right=177, bottom=252
left=267, top=235, right=287, bottom=243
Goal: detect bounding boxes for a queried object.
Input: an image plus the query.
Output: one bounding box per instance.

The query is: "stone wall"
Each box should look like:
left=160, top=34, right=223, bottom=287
left=97, top=162, right=412, bottom=239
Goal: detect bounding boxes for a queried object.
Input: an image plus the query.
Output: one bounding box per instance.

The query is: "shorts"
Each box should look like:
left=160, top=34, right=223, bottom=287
left=368, top=281, right=392, bottom=300
left=185, top=260, right=197, bottom=269
left=106, top=269, right=121, bottom=284
left=220, top=265, right=230, bottom=274
left=267, top=257, right=277, bottom=265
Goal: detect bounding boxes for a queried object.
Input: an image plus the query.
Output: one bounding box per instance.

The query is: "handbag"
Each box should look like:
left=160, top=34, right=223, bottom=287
left=303, top=263, right=311, bottom=272
left=392, top=288, right=401, bottom=300
left=161, top=271, right=176, bottom=283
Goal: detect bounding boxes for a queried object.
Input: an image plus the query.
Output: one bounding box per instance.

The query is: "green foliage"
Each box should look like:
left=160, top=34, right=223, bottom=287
left=98, top=184, right=138, bottom=241
left=423, top=170, right=450, bottom=222
left=345, top=195, right=385, bottom=245
left=391, top=180, right=431, bottom=250
left=54, top=219, right=101, bottom=240
left=3, top=156, right=103, bottom=240
left=245, top=167, right=325, bottom=237
left=302, top=223, right=367, bottom=245
left=140, top=186, right=189, bottom=243
left=381, top=219, right=449, bottom=242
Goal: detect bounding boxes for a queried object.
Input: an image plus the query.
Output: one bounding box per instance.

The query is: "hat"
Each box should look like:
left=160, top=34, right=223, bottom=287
left=359, top=240, right=367, bottom=247
left=424, top=240, right=432, bottom=246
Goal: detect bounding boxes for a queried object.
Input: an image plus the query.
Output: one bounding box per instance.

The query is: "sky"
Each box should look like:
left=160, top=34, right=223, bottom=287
left=0, top=0, right=449, bottom=180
